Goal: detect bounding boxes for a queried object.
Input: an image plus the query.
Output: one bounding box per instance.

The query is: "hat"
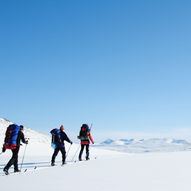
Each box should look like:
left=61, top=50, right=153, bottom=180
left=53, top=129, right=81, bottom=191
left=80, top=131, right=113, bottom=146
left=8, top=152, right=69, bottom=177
left=20, top=125, right=24, bottom=129
left=60, top=125, right=64, bottom=130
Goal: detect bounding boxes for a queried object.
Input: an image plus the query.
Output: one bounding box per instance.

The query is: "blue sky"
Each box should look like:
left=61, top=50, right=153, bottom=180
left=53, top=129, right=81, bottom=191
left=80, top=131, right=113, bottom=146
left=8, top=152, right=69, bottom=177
left=0, top=0, right=191, bottom=141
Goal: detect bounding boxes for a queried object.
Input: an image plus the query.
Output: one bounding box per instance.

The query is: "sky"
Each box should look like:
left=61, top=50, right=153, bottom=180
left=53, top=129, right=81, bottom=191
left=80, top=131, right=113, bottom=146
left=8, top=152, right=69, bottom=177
left=0, top=0, right=191, bottom=141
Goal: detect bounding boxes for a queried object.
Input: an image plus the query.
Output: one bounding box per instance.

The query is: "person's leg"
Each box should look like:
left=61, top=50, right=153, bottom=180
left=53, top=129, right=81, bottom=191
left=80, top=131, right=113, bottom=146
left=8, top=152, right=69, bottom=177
left=13, top=148, right=20, bottom=172
left=79, top=145, right=85, bottom=161
left=51, top=148, right=59, bottom=165
left=86, top=144, right=90, bottom=160
left=60, top=147, right=66, bottom=165
left=4, top=148, right=19, bottom=172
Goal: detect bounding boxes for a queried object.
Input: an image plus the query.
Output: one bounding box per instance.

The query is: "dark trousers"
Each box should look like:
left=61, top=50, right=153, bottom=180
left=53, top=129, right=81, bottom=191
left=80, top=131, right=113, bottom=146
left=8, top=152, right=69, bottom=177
left=79, top=144, right=89, bottom=160
left=4, top=147, right=19, bottom=171
left=51, top=147, right=66, bottom=164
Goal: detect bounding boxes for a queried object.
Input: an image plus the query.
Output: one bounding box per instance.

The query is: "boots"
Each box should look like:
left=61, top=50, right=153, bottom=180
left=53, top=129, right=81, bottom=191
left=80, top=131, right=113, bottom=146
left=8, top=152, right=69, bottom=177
left=14, top=169, right=21, bottom=173
left=3, top=168, right=9, bottom=175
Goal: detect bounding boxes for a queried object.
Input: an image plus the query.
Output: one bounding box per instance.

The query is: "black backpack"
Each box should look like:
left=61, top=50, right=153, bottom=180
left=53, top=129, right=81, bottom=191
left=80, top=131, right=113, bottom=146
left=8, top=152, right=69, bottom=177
left=78, top=124, right=90, bottom=140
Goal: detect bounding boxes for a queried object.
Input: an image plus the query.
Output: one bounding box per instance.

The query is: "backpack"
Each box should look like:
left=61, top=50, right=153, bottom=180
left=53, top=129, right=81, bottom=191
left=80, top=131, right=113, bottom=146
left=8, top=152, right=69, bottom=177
left=50, top=128, right=61, bottom=148
left=4, top=124, right=21, bottom=150
left=78, top=124, right=90, bottom=140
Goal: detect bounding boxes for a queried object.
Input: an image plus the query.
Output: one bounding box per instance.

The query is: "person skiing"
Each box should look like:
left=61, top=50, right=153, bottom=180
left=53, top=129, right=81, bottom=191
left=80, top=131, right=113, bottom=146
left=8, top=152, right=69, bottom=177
left=3, top=125, right=28, bottom=175
left=50, top=125, right=72, bottom=166
left=78, top=124, right=94, bottom=161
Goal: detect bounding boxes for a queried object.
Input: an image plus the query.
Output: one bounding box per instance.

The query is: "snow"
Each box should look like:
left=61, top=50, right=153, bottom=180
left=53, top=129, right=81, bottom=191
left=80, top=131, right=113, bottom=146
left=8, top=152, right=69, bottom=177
left=1, top=118, right=191, bottom=191
left=1, top=151, right=191, bottom=191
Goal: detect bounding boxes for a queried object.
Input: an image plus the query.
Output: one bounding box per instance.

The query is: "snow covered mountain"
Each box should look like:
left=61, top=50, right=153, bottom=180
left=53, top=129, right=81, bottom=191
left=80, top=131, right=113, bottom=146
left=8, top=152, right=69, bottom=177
left=96, top=138, right=191, bottom=153
left=0, top=118, right=52, bottom=156
left=0, top=118, right=50, bottom=143
left=100, top=138, right=190, bottom=146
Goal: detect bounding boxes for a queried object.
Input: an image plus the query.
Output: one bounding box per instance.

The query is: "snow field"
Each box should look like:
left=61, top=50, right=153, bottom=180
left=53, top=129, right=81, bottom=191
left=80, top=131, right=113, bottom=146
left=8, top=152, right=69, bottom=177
left=1, top=150, right=191, bottom=191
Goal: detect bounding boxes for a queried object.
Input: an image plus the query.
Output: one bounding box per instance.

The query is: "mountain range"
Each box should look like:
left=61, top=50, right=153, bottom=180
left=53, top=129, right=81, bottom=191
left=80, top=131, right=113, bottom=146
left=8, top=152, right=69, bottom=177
left=96, top=138, right=191, bottom=153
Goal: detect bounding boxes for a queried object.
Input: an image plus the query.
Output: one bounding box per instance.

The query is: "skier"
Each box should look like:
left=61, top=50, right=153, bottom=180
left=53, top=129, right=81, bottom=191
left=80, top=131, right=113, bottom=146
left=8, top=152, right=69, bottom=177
left=78, top=124, right=94, bottom=161
left=50, top=125, right=72, bottom=166
left=3, top=125, right=28, bottom=175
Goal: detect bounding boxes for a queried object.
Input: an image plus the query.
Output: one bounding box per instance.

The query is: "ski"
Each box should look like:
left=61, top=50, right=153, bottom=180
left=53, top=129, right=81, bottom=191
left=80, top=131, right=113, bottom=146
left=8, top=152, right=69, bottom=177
left=74, top=156, right=97, bottom=163
left=1, top=168, right=27, bottom=176
left=1, top=166, right=38, bottom=176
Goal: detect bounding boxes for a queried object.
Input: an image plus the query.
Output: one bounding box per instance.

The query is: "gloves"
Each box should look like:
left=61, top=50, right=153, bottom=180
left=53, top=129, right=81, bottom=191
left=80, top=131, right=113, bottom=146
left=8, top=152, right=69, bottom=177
left=70, top=141, right=73, bottom=145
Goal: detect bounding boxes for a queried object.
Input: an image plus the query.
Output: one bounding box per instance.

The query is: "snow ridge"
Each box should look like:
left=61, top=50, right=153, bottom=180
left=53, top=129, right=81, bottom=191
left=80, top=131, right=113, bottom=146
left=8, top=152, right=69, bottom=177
left=0, top=118, right=52, bottom=156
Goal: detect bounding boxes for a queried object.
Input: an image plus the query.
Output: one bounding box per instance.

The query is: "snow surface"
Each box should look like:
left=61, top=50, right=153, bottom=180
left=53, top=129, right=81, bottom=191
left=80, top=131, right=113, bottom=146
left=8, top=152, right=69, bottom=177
left=1, top=118, right=191, bottom=191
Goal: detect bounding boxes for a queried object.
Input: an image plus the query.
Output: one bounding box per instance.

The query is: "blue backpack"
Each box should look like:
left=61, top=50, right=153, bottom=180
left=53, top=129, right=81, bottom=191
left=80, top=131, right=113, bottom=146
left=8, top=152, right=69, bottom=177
left=50, top=128, right=61, bottom=149
left=4, top=124, right=21, bottom=150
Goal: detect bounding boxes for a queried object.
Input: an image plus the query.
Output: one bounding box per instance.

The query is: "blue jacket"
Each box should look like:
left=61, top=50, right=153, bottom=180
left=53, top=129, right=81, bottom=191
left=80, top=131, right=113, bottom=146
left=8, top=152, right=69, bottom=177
left=51, top=129, right=72, bottom=148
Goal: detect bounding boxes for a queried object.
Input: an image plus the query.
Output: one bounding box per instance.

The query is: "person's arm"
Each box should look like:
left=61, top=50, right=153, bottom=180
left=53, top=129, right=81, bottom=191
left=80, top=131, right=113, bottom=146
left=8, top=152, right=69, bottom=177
left=20, top=131, right=28, bottom=144
left=63, top=132, right=72, bottom=144
left=88, top=132, right=94, bottom=144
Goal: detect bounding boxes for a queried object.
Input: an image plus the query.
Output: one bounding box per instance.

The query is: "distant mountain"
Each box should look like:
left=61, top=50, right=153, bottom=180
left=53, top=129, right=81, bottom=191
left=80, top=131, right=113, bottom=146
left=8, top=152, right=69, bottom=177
left=97, top=138, right=191, bottom=153
left=101, top=139, right=115, bottom=145
left=101, top=138, right=190, bottom=146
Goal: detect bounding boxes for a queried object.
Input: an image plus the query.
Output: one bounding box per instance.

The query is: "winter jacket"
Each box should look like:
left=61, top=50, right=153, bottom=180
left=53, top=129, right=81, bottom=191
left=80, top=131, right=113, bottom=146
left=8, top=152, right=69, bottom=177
left=52, top=130, right=72, bottom=148
left=16, top=131, right=27, bottom=146
left=79, top=132, right=94, bottom=145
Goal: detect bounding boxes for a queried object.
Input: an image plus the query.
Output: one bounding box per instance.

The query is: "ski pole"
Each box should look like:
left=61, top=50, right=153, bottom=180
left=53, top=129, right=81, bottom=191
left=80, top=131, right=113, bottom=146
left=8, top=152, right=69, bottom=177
left=20, top=143, right=28, bottom=171
left=71, top=144, right=81, bottom=162
left=90, top=123, right=93, bottom=130
left=65, top=144, right=72, bottom=159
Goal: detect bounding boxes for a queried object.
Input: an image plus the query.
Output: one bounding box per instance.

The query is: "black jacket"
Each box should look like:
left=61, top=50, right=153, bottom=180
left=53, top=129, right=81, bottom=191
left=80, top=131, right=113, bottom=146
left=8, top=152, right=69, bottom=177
left=55, top=131, right=72, bottom=148
left=16, top=130, right=27, bottom=146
